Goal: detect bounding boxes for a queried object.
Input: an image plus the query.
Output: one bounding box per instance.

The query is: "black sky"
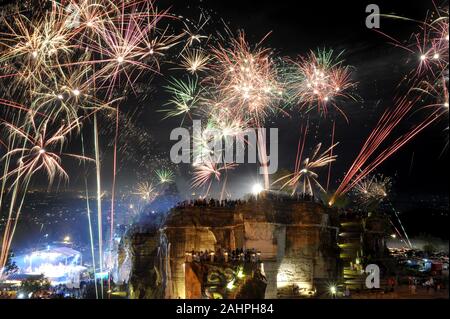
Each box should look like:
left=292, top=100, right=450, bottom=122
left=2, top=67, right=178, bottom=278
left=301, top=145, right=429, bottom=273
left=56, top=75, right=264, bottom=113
left=2, top=0, right=447, bottom=201
left=142, top=0, right=448, bottom=199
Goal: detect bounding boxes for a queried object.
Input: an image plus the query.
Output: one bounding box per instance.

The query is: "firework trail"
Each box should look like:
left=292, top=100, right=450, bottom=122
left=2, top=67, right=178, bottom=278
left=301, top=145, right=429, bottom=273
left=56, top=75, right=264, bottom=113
left=386, top=199, right=413, bottom=248
left=352, top=173, right=413, bottom=248
left=207, top=32, right=284, bottom=189
left=331, top=95, right=442, bottom=205
left=0, top=0, right=177, bottom=295
left=332, top=5, right=448, bottom=204
left=0, top=115, right=91, bottom=274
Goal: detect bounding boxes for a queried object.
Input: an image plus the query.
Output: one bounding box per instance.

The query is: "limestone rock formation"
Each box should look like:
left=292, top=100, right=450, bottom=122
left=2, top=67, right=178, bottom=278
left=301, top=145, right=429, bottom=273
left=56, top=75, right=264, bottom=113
left=122, top=194, right=341, bottom=299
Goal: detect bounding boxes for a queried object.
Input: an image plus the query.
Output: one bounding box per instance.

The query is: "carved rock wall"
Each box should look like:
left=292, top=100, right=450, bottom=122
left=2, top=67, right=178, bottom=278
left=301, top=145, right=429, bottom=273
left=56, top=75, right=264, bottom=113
left=158, top=198, right=339, bottom=298
left=124, top=197, right=340, bottom=299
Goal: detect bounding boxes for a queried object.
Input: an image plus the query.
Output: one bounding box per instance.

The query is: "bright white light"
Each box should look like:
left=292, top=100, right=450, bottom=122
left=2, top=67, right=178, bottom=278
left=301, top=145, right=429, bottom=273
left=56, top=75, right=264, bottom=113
left=31, top=51, right=38, bottom=58
left=72, top=89, right=80, bottom=96
left=39, top=149, right=46, bottom=154
left=329, top=286, right=337, bottom=294
left=252, top=183, right=263, bottom=196
left=420, top=54, right=427, bottom=61
left=117, top=56, right=124, bottom=63
left=57, top=94, right=63, bottom=100
left=433, top=53, right=440, bottom=60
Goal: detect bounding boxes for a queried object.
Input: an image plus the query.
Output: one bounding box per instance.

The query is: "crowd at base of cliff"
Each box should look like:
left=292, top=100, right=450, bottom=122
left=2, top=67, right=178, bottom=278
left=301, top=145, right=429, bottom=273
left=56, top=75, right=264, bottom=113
left=185, top=248, right=261, bottom=264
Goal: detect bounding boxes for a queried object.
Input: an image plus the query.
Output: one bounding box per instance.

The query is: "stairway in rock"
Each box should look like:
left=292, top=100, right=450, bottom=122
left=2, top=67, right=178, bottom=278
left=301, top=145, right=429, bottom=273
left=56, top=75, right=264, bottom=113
left=339, top=216, right=365, bottom=290
left=339, top=215, right=389, bottom=291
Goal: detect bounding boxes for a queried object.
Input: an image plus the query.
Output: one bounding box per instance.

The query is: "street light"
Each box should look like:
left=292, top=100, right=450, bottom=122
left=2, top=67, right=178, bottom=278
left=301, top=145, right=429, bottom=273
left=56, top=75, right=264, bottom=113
left=329, top=286, right=337, bottom=295
left=329, top=285, right=337, bottom=299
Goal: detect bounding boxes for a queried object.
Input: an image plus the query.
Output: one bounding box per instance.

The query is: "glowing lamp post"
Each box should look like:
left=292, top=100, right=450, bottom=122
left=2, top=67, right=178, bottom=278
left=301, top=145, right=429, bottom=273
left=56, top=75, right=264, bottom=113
left=329, top=285, right=337, bottom=298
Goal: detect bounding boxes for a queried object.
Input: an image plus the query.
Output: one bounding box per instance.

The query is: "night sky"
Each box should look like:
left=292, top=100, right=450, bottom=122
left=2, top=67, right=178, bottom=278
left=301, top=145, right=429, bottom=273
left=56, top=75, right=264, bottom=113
left=1, top=0, right=449, bottom=202
left=137, top=0, right=449, bottom=200
left=0, top=0, right=448, bottom=248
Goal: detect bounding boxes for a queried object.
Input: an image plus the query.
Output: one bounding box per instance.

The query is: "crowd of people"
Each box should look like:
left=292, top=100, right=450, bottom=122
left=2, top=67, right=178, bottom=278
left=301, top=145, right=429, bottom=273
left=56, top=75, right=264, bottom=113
left=176, top=199, right=244, bottom=209
left=0, top=284, right=82, bottom=299
left=175, top=192, right=324, bottom=210
left=408, top=276, right=446, bottom=294
left=185, top=248, right=261, bottom=264
left=0, top=290, right=14, bottom=299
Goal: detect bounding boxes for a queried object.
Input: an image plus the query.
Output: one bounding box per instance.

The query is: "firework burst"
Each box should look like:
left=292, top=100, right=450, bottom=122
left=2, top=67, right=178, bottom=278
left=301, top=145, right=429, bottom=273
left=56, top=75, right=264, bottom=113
left=285, top=49, right=356, bottom=120
left=191, top=159, right=236, bottom=197
left=275, top=142, right=338, bottom=196
left=156, top=168, right=175, bottom=184
left=1, top=116, right=92, bottom=186
left=206, top=32, right=284, bottom=125
left=179, top=49, right=210, bottom=74
left=353, top=174, right=392, bottom=206
left=134, top=181, right=158, bottom=202
left=162, top=77, right=202, bottom=122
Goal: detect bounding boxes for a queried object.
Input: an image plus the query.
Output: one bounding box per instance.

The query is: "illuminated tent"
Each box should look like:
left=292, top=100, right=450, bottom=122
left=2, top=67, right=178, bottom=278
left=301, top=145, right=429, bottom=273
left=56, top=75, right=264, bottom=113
left=13, top=246, right=86, bottom=286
